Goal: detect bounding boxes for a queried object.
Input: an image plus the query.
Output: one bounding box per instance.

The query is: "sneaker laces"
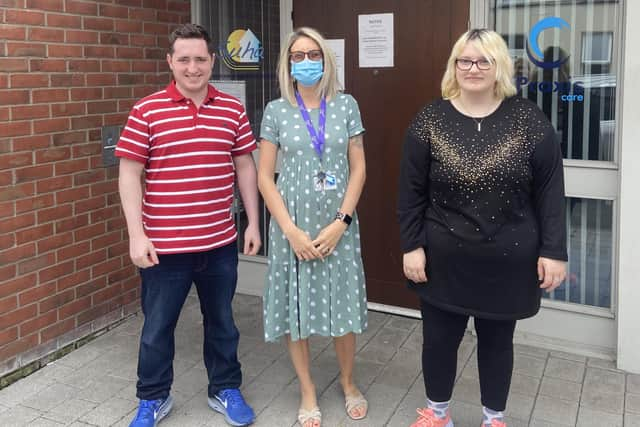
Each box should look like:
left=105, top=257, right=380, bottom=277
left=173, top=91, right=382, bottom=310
left=219, top=388, right=244, bottom=408
left=135, top=399, right=162, bottom=423
left=413, top=408, right=446, bottom=427
left=487, top=420, right=506, bottom=427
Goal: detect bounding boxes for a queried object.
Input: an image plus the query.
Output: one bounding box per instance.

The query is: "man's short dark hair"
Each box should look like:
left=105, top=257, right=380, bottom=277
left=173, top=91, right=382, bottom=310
left=169, top=23, right=215, bottom=55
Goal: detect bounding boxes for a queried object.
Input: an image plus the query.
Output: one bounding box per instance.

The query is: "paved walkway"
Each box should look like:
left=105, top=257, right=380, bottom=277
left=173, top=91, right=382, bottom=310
left=0, top=293, right=638, bottom=426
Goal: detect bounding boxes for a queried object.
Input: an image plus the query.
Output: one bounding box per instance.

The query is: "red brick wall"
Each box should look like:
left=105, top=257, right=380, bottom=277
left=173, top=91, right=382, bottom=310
left=0, top=0, right=190, bottom=375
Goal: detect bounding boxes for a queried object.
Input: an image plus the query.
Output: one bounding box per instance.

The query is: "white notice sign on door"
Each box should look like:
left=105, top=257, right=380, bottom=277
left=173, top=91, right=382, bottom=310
left=326, top=39, right=345, bottom=89
left=358, top=13, right=394, bottom=68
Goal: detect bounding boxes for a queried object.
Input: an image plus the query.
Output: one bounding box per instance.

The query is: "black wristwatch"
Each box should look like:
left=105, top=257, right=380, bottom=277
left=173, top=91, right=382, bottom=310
left=335, top=211, right=352, bottom=226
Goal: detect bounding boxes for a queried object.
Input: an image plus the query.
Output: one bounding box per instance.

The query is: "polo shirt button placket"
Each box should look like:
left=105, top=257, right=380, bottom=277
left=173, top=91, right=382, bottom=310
left=186, top=100, right=197, bottom=126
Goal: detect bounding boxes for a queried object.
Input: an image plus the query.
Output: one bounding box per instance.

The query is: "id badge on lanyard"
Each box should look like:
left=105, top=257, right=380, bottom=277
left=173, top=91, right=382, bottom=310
left=295, top=92, right=335, bottom=192
left=314, top=170, right=337, bottom=192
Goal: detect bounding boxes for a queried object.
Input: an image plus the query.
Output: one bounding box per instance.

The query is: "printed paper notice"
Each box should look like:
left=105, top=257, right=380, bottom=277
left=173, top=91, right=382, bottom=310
left=326, top=39, right=345, bottom=89
left=358, top=13, right=394, bottom=68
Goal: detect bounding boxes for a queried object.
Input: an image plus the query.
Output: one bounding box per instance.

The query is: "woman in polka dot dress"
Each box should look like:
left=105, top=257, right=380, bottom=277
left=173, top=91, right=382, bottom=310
left=257, top=27, right=368, bottom=427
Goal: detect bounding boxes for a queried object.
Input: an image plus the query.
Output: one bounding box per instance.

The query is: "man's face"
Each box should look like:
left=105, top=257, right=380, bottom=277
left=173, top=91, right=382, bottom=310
left=167, top=38, right=214, bottom=98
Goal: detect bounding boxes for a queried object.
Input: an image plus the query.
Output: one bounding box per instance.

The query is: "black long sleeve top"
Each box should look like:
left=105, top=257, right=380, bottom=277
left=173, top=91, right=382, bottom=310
left=397, top=96, right=567, bottom=320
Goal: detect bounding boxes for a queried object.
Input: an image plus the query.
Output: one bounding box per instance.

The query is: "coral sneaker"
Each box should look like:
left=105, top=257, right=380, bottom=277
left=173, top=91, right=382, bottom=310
left=482, top=420, right=506, bottom=427
left=410, top=408, right=453, bottom=427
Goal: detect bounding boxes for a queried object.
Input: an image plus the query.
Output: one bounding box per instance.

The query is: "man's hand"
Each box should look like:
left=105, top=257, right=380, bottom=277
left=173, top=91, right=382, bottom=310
left=243, top=223, right=262, bottom=255
left=129, top=234, right=159, bottom=268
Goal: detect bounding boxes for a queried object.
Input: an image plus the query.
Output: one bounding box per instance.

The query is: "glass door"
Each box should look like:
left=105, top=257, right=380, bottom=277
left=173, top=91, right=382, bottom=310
left=199, top=0, right=282, bottom=259
left=484, top=0, right=622, bottom=355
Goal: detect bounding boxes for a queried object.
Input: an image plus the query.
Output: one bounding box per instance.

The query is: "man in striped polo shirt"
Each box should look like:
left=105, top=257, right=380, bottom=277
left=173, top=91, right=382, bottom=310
left=116, top=24, right=260, bottom=427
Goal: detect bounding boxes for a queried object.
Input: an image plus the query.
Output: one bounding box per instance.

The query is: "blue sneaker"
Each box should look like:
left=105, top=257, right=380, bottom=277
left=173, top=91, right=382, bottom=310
left=129, top=396, right=173, bottom=427
left=208, top=388, right=255, bottom=426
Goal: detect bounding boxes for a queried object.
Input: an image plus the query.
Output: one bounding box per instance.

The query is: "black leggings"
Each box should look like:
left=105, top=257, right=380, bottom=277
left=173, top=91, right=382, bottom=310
left=420, top=300, right=517, bottom=411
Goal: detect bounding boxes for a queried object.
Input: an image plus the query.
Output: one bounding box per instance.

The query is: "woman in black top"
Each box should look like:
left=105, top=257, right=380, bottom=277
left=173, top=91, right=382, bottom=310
left=398, top=29, right=567, bottom=427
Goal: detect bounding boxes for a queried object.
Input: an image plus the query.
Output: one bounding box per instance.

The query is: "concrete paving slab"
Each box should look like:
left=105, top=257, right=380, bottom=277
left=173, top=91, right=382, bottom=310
left=532, top=395, right=579, bottom=426
left=538, top=376, right=582, bottom=402
left=628, top=373, right=640, bottom=394
left=625, top=413, right=640, bottom=427
left=1, top=294, right=638, bottom=426
left=582, top=366, right=625, bottom=395
left=0, top=405, right=43, bottom=425
left=514, top=353, right=547, bottom=379
left=43, top=397, right=98, bottom=424
left=544, top=358, right=586, bottom=383
left=77, top=396, right=136, bottom=426
left=510, top=372, right=542, bottom=397
left=21, top=382, right=81, bottom=412
left=575, top=406, right=623, bottom=427
left=627, top=392, right=640, bottom=414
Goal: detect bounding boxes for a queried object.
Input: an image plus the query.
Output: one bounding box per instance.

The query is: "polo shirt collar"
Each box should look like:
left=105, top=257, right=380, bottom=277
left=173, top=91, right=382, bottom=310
left=166, top=81, right=218, bottom=104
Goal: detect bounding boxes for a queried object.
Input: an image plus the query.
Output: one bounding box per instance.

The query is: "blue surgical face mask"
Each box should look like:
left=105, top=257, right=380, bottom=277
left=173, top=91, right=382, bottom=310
left=291, top=58, right=324, bottom=86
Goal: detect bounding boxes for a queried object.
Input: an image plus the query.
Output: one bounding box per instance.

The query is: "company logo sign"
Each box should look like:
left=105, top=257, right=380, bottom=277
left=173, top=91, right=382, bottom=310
left=526, top=16, right=571, bottom=69
left=518, top=16, right=583, bottom=102
left=219, top=29, right=263, bottom=71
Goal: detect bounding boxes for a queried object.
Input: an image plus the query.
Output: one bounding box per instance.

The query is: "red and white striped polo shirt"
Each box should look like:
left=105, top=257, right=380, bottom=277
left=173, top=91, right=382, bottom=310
left=115, top=81, right=256, bottom=254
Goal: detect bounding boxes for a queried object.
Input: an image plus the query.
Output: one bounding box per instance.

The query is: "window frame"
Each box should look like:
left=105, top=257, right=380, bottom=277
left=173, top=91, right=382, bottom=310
left=581, top=31, right=614, bottom=65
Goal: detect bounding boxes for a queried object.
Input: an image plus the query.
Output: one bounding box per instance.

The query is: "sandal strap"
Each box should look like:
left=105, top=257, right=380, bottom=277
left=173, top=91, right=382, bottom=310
left=298, top=406, right=321, bottom=425
left=345, top=393, right=368, bottom=418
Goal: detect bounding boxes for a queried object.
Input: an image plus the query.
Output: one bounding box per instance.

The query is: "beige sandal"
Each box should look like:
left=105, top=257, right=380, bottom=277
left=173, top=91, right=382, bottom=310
left=297, top=406, right=321, bottom=427
left=345, top=392, right=368, bottom=420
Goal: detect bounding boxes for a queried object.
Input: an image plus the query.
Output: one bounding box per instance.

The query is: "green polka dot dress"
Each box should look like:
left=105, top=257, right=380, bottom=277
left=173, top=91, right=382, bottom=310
left=260, top=93, right=368, bottom=342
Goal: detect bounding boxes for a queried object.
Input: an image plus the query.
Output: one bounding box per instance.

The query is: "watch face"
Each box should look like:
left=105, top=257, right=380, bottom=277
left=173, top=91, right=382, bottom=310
left=336, top=211, right=352, bottom=225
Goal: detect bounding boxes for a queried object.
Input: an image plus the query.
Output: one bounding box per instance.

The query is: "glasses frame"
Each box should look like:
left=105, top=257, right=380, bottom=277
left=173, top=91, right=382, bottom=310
left=455, top=58, right=493, bottom=71
left=289, top=49, right=324, bottom=63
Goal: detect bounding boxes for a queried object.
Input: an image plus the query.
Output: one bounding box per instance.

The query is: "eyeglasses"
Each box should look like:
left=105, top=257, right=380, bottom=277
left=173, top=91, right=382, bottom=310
left=455, top=58, right=493, bottom=71
left=289, top=50, right=323, bottom=63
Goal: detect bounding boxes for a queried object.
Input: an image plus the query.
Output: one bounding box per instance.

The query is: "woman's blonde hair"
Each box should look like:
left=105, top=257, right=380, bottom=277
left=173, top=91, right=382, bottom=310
left=277, top=27, right=342, bottom=105
left=441, top=29, right=517, bottom=100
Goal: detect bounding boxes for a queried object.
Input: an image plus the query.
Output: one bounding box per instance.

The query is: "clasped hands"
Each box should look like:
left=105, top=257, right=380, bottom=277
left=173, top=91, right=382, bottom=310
left=286, top=221, right=347, bottom=261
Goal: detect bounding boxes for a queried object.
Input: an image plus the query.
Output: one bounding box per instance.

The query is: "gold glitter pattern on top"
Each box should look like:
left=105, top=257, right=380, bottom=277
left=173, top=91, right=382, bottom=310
left=430, top=124, right=530, bottom=189
left=409, top=99, right=549, bottom=193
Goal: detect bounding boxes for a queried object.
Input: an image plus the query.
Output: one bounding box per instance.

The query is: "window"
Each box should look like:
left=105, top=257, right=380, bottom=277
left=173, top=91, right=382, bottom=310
left=200, top=0, right=281, bottom=257
left=501, top=33, right=525, bottom=61
left=581, top=31, right=613, bottom=65
left=544, top=198, right=613, bottom=309
left=493, top=0, right=620, bottom=161
left=581, top=31, right=613, bottom=74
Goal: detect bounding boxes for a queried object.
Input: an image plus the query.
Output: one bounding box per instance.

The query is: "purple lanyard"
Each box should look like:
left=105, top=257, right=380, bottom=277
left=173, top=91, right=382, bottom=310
left=295, top=91, right=327, bottom=161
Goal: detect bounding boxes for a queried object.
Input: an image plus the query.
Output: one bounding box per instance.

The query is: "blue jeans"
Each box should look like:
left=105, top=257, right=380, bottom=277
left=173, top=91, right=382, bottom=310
left=136, top=242, right=242, bottom=400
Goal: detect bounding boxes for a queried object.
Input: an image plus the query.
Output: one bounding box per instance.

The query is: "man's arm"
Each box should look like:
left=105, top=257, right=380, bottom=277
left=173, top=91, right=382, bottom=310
left=119, top=158, right=158, bottom=268
left=233, top=153, right=262, bottom=255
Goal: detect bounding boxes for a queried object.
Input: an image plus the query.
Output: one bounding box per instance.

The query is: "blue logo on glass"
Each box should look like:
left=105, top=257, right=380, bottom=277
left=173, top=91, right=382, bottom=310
left=526, top=16, right=571, bottom=69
